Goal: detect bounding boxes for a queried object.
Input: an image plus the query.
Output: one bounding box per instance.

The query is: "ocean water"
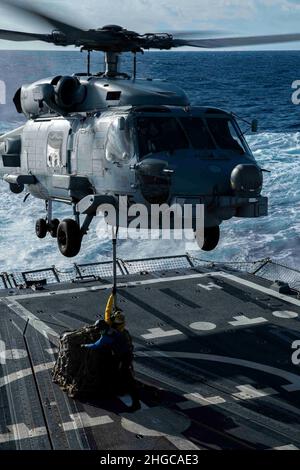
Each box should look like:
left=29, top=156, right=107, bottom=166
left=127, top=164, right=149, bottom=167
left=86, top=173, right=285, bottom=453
left=0, top=50, right=299, bottom=272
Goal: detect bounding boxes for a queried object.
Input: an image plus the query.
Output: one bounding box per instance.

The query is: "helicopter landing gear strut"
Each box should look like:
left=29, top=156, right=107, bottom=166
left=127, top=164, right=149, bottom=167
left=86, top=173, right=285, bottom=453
left=35, top=200, right=60, bottom=239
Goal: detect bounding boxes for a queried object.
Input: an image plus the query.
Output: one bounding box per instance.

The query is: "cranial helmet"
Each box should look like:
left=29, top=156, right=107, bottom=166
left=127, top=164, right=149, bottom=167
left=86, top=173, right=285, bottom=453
left=112, top=311, right=126, bottom=326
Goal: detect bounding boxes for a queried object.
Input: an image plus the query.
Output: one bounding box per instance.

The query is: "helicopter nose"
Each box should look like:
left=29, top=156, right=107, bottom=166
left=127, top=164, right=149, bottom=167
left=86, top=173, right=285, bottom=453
left=231, top=164, right=263, bottom=197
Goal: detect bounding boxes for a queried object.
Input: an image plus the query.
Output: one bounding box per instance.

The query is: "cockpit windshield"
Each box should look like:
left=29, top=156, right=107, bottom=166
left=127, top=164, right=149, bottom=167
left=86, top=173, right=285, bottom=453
left=137, top=117, right=189, bottom=158
left=136, top=115, right=247, bottom=159
left=179, top=117, right=215, bottom=150
left=206, top=118, right=246, bottom=154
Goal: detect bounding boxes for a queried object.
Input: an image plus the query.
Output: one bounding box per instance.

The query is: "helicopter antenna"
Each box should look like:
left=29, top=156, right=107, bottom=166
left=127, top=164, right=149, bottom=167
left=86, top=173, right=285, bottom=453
left=87, top=49, right=91, bottom=76
left=133, top=52, right=137, bottom=80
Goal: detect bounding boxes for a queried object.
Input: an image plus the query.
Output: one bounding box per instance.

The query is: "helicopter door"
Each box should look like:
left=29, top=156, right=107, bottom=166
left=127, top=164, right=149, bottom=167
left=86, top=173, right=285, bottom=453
left=46, top=120, right=72, bottom=175
left=76, top=124, right=93, bottom=175
left=104, top=116, right=136, bottom=192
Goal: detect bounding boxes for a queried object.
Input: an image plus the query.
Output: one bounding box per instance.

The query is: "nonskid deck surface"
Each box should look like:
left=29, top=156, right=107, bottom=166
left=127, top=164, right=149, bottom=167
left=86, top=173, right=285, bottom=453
left=1, top=266, right=300, bottom=450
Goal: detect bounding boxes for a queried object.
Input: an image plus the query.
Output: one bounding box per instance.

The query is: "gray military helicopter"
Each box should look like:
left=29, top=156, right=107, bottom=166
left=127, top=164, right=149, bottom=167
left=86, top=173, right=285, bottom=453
left=1, top=2, right=300, bottom=257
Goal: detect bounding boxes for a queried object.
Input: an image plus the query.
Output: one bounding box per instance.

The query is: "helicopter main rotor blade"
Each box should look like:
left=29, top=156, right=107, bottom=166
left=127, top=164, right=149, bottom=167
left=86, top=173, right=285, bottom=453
left=159, top=29, right=223, bottom=39
left=0, top=28, right=51, bottom=42
left=0, top=0, right=86, bottom=37
left=0, top=1, right=300, bottom=52
left=173, top=33, right=300, bottom=48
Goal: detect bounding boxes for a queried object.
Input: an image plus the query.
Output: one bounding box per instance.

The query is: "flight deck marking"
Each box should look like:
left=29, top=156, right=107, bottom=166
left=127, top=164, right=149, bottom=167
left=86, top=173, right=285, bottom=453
left=3, top=270, right=300, bottom=313
left=0, top=340, right=27, bottom=365
left=45, top=347, right=59, bottom=356
left=190, top=322, right=217, bottom=331
left=273, top=444, right=299, bottom=450
left=2, top=273, right=222, bottom=301
left=0, top=362, right=53, bottom=388
left=229, top=315, right=268, bottom=327
left=197, top=282, right=223, bottom=291
left=0, top=298, right=59, bottom=342
left=232, top=385, right=278, bottom=401
left=121, top=406, right=199, bottom=451
left=142, top=328, right=183, bottom=340
left=272, top=311, right=299, bottom=319
left=165, top=435, right=200, bottom=451
left=178, top=393, right=226, bottom=410
left=136, top=350, right=300, bottom=392
left=0, top=413, right=113, bottom=445
left=62, top=413, right=113, bottom=432
left=0, top=423, right=47, bottom=445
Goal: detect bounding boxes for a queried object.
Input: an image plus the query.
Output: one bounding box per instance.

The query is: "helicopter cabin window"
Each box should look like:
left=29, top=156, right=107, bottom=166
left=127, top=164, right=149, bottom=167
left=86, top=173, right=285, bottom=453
left=180, top=117, right=215, bottom=150
left=137, top=117, right=189, bottom=158
left=105, top=117, right=134, bottom=163
left=206, top=118, right=246, bottom=154
left=47, top=131, right=64, bottom=168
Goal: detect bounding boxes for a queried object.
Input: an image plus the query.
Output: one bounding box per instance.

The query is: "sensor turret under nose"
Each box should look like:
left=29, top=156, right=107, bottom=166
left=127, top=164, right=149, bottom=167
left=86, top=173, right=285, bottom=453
left=231, top=164, right=263, bottom=197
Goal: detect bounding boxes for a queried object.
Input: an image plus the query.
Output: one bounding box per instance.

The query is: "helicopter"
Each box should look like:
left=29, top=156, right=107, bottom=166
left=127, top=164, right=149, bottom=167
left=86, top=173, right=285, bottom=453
left=1, top=2, right=300, bottom=258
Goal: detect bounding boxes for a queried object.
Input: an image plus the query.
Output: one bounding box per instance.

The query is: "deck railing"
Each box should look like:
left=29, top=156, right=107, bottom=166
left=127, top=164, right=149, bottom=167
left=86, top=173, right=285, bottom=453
left=1, top=255, right=299, bottom=293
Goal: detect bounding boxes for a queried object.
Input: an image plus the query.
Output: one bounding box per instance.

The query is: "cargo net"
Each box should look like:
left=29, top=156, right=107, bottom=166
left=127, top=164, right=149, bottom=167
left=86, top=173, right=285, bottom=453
left=123, top=256, right=192, bottom=274
left=254, top=260, right=300, bottom=291
left=52, top=324, right=120, bottom=398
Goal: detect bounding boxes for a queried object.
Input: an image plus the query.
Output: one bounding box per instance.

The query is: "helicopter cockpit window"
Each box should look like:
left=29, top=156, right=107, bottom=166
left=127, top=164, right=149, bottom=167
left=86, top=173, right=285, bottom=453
left=206, top=118, right=246, bottom=154
left=47, top=131, right=64, bottom=168
left=137, top=117, right=189, bottom=158
left=180, top=117, right=215, bottom=150
left=105, top=117, right=135, bottom=163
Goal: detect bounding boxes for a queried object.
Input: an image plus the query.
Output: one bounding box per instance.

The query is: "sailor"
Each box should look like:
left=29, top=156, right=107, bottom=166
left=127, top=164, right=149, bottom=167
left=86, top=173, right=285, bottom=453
left=110, top=310, right=141, bottom=412
left=82, top=293, right=141, bottom=412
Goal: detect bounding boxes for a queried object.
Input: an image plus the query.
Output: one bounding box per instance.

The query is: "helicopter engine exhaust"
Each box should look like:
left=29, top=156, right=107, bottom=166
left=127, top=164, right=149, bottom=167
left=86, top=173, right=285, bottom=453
left=54, top=76, right=87, bottom=110
left=13, top=76, right=87, bottom=118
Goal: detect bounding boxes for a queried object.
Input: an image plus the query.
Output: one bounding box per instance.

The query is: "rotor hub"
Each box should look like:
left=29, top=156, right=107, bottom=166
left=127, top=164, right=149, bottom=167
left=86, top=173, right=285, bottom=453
left=101, top=25, right=124, bottom=32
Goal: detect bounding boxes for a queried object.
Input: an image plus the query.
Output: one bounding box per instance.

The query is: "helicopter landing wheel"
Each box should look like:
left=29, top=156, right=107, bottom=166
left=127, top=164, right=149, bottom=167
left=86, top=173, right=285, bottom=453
left=202, top=226, right=220, bottom=252
left=57, top=219, right=82, bottom=258
left=49, top=219, right=60, bottom=238
left=35, top=219, right=48, bottom=239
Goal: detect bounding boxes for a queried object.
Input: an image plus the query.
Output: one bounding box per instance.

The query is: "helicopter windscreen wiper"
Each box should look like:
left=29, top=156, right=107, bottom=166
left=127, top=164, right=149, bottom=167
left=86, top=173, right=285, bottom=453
left=1, top=0, right=300, bottom=52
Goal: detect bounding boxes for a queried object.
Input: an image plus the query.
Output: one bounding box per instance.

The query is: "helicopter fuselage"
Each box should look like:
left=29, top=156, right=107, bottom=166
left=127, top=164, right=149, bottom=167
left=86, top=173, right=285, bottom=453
left=0, top=76, right=268, bottom=256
